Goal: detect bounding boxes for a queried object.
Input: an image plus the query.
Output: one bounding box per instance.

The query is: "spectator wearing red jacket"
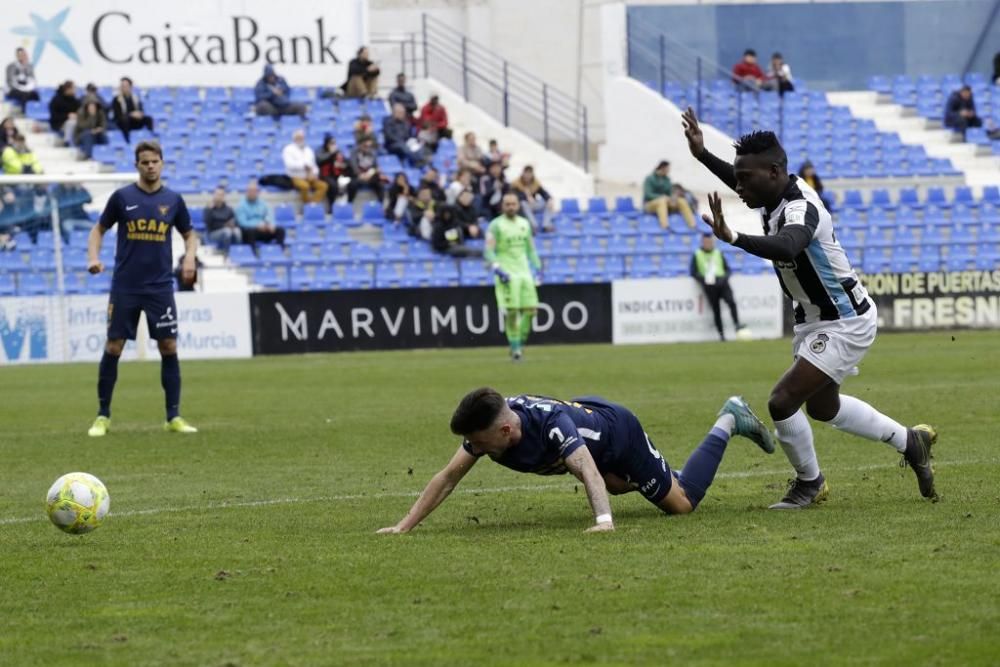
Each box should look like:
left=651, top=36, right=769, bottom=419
left=732, top=49, right=774, bottom=92
left=418, top=94, right=452, bottom=140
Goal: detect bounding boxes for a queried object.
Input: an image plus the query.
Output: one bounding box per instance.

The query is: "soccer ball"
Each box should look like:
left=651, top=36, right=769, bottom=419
left=735, top=327, right=754, bottom=341
left=46, top=472, right=110, bottom=534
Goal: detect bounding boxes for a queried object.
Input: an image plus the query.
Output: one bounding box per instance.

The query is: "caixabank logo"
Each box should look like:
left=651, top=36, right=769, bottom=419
left=10, top=8, right=80, bottom=65
left=0, top=303, right=48, bottom=363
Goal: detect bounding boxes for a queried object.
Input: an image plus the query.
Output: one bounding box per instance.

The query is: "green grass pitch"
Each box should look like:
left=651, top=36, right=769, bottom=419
left=1, top=331, right=998, bottom=666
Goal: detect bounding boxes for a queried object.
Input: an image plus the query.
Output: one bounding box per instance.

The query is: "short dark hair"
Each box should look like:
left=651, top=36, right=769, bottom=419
left=656, top=160, right=670, bottom=170
left=134, top=140, right=163, bottom=162
left=744, top=49, right=757, bottom=57
left=772, top=52, right=783, bottom=60
left=734, top=130, right=787, bottom=170
left=450, top=388, right=506, bottom=435
left=121, top=76, right=133, bottom=85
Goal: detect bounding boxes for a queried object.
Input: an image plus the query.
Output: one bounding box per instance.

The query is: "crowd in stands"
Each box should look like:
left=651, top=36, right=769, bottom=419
left=731, top=49, right=795, bottom=96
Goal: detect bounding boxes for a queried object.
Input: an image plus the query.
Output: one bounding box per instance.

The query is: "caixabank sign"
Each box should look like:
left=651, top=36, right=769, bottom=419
left=4, top=1, right=366, bottom=86
left=250, top=284, right=613, bottom=354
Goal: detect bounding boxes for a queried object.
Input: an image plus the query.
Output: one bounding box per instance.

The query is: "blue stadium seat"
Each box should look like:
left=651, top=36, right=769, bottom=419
left=587, top=197, right=609, bottom=217
left=229, top=245, right=258, bottom=267
left=560, top=199, right=582, bottom=219
left=254, top=267, right=286, bottom=290
left=302, top=203, right=326, bottom=222
left=615, top=196, right=639, bottom=218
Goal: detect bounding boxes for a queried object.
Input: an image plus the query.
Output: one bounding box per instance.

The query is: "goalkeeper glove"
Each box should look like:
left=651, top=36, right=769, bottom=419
left=492, top=263, right=511, bottom=284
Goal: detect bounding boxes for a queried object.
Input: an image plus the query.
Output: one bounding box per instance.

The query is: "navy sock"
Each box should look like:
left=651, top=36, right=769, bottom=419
left=97, top=352, right=120, bottom=417
left=161, top=354, right=181, bottom=421
left=678, top=427, right=730, bottom=509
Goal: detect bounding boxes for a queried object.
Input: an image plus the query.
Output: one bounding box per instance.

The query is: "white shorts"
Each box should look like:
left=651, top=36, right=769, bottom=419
left=792, top=305, right=878, bottom=385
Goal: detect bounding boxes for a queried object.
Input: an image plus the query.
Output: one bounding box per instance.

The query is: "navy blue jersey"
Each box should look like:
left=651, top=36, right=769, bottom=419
left=99, top=184, right=192, bottom=294
left=462, top=395, right=638, bottom=476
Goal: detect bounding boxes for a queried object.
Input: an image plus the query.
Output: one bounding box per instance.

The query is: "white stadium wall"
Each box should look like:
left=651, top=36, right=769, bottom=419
left=1, top=0, right=368, bottom=87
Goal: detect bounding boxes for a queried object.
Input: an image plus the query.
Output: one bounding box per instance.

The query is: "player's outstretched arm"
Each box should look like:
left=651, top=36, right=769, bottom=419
left=682, top=107, right=738, bottom=192
left=86, top=222, right=107, bottom=274
left=703, top=193, right=813, bottom=261
left=562, top=447, right=614, bottom=533
left=376, top=446, right=479, bottom=534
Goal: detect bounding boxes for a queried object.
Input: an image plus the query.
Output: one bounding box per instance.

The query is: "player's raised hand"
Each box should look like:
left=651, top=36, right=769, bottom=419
left=585, top=521, right=615, bottom=533
left=376, top=525, right=408, bottom=534
left=682, top=107, right=705, bottom=158
left=87, top=260, right=104, bottom=275
left=702, top=192, right=735, bottom=243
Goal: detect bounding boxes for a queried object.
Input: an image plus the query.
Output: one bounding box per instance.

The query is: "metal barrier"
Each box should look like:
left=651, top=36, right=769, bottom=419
left=371, top=15, right=589, bottom=172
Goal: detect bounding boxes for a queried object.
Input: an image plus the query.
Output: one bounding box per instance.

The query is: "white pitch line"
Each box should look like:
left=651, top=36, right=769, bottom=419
left=4, top=458, right=993, bottom=527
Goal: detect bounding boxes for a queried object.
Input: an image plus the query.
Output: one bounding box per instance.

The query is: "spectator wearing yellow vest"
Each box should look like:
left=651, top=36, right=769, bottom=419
left=1, top=132, right=42, bottom=174
left=690, top=232, right=746, bottom=341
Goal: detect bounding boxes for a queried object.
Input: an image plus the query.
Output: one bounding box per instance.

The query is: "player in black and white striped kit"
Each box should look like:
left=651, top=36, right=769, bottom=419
left=681, top=108, right=938, bottom=508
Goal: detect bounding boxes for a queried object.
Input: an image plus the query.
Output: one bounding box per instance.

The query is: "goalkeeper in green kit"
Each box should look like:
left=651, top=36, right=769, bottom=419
left=485, top=192, right=543, bottom=361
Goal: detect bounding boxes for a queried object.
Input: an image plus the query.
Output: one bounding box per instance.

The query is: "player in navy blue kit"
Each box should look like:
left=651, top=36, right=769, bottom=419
left=86, top=141, right=200, bottom=436
left=377, top=389, right=774, bottom=533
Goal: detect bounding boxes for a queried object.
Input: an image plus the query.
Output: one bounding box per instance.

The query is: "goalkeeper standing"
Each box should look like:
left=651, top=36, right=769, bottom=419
left=485, top=193, right=542, bottom=361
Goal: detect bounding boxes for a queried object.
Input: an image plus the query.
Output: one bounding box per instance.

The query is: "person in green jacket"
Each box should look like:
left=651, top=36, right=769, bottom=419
left=1, top=132, right=42, bottom=175
left=690, top=233, right=746, bottom=341
left=642, top=160, right=695, bottom=230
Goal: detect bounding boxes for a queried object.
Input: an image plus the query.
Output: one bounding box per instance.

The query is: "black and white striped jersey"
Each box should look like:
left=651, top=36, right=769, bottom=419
left=758, top=176, right=871, bottom=325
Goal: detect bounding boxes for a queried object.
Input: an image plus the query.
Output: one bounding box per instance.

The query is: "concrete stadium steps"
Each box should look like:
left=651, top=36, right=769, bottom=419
left=828, top=91, right=998, bottom=193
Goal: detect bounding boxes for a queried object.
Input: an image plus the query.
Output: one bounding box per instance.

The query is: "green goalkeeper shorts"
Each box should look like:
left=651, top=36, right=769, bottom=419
left=494, top=273, right=539, bottom=310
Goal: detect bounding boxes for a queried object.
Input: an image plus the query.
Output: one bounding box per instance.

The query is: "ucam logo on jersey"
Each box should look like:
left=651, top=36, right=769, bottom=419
left=4, top=1, right=366, bottom=86
left=611, top=276, right=784, bottom=344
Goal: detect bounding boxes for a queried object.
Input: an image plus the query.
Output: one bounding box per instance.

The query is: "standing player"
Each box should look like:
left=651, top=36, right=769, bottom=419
left=377, top=390, right=773, bottom=533
left=485, top=192, right=542, bottom=361
left=85, top=141, right=199, bottom=437
left=681, top=108, right=937, bottom=508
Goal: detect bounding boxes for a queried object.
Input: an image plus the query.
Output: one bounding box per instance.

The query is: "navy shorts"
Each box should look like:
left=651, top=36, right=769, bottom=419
left=107, top=291, right=178, bottom=341
left=575, top=398, right=675, bottom=505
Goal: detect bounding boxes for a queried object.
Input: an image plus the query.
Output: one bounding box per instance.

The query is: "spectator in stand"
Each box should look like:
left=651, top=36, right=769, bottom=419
left=797, top=161, right=834, bottom=213
left=511, top=165, right=555, bottom=233
left=690, top=233, right=746, bottom=342
left=731, top=49, right=772, bottom=91
left=236, top=180, right=286, bottom=247
left=347, top=137, right=385, bottom=204
left=485, top=138, right=510, bottom=168
left=642, top=160, right=695, bottom=230
left=5, top=48, right=39, bottom=112
left=74, top=99, right=109, bottom=160
left=111, top=77, right=154, bottom=143
left=457, top=131, right=487, bottom=177
left=1, top=117, right=18, bottom=150
left=944, top=85, right=983, bottom=137
left=51, top=183, right=93, bottom=241
left=420, top=167, right=447, bottom=203
left=385, top=172, right=413, bottom=223
left=343, top=46, right=381, bottom=99
left=454, top=187, right=484, bottom=233
left=82, top=83, right=108, bottom=111
left=354, top=112, right=378, bottom=146
left=432, top=202, right=484, bottom=258
left=49, top=81, right=80, bottom=146
left=768, top=53, right=795, bottom=96
left=994, top=52, right=1000, bottom=85
left=673, top=182, right=699, bottom=219
left=416, top=120, right=440, bottom=155
left=254, top=65, right=307, bottom=119
left=446, top=168, right=474, bottom=205
left=418, top=94, right=451, bottom=141
left=0, top=186, right=18, bottom=250
left=2, top=132, right=42, bottom=174
left=317, top=135, right=350, bottom=206
left=203, top=186, right=242, bottom=254
left=282, top=129, right=328, bottom=205
left=407, top=185, right=437, bottom=239
left=479, top=159, right=508, bottom=219
left=388, top=73, right=417, bottom=117
left=383, top=103, right=423, bottom=166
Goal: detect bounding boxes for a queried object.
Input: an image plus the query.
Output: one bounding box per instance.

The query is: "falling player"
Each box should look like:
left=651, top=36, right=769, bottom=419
left=86, top=141, right=199, bottom=436
left=485, top=192, right=542, bottom=361
left=377, top=390, right=774, bottom=533
left=681, top=107, right=937, bottom=508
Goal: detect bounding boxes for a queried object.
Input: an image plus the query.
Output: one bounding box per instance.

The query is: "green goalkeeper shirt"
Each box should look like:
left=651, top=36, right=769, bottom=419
left=485, top=214, right=541, bottom=275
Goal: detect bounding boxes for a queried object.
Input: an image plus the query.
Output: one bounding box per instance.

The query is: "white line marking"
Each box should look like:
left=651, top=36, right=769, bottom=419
left=4, top=458, right=992, bottom=527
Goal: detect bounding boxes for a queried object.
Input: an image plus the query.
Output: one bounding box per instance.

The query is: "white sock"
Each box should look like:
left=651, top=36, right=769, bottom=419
left=774, top=410, right=820, bottom=481
left=713, top=413, right=735, bottom=437
left=827, top=394, right=908, bottom=452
